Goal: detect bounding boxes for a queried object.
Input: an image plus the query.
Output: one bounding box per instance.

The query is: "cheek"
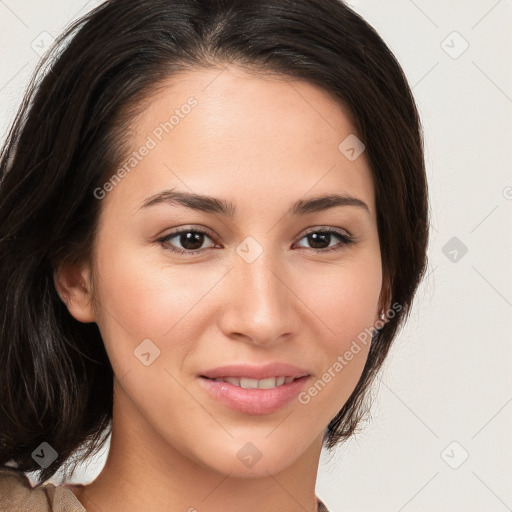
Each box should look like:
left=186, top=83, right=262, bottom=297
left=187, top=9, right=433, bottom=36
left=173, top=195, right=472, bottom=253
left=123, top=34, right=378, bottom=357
left=305, top=257, right=382, bottom=344
left=91, top=239, right=227, bottom=372
left=293, top=259, right=382, bottom=411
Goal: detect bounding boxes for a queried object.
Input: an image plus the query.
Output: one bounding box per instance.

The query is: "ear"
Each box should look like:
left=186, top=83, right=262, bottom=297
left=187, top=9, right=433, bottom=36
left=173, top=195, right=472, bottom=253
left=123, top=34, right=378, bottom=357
left=53, top=261, right=96, bottom=323
left=376, top=273, right=392, bottom=322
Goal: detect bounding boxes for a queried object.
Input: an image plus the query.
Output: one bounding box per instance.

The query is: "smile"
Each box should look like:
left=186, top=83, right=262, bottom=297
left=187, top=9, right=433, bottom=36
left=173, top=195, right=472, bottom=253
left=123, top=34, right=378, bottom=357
left=206, top=376, right=299, bottom=389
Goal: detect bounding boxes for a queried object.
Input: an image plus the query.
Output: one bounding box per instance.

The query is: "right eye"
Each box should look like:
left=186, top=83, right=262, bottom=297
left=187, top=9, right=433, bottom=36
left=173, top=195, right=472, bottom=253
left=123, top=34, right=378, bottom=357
left=157, top=228, right=217, bottom=255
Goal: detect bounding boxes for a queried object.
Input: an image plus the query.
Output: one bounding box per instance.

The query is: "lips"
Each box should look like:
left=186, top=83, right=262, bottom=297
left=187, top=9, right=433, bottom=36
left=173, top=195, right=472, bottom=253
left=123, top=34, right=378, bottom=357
left=199, top=375, right=311, bottom=415
left=198, top=362, right=311, bottom=414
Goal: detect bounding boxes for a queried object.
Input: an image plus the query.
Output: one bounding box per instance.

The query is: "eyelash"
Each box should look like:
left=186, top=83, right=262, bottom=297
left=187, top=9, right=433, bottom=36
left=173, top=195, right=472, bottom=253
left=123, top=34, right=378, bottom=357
left=157, top=226, right=355, bottom=255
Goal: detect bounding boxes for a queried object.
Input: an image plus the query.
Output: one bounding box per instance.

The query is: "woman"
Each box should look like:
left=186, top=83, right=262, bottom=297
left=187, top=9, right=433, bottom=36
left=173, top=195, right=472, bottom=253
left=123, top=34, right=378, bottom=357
left=0, top=0, right=429, bottom=510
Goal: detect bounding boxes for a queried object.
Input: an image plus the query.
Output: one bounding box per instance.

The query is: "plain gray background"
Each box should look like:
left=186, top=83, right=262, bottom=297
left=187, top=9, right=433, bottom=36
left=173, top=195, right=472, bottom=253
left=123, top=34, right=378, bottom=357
left=1, top=1, right=511, bottom=511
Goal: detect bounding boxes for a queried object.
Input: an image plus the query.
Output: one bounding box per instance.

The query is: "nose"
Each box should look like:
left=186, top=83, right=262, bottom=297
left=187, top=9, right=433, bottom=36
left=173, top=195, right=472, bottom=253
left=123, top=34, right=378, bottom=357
left=217, top=247, right=301, bottom=347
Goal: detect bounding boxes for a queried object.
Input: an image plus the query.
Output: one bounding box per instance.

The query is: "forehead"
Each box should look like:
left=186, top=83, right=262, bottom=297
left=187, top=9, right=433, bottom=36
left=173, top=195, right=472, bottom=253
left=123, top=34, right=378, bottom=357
left=105, top=65, right=375, bottom=218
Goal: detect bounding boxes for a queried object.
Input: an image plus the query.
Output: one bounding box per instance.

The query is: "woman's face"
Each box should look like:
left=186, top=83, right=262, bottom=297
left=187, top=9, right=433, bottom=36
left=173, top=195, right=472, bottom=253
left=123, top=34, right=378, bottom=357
left=71, top=65, right=384, bottom=477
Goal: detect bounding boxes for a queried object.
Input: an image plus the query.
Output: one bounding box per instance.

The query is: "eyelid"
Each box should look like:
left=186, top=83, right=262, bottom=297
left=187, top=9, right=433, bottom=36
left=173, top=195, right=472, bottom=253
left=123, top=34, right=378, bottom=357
left=158, top=224, right=353, bottom=241
left=300, top=225, right=353, bottom=238
left=158, top=224, right=217, bottom=240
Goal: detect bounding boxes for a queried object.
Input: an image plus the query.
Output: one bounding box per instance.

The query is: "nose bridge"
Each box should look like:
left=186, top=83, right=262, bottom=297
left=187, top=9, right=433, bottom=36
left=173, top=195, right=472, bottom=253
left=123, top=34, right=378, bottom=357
left=219, top=241, right=297, bottom=344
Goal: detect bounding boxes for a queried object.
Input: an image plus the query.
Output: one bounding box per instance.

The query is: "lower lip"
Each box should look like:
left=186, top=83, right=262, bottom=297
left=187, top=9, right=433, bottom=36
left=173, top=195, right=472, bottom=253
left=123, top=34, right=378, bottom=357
left=198, top=376, right=310, bottom=415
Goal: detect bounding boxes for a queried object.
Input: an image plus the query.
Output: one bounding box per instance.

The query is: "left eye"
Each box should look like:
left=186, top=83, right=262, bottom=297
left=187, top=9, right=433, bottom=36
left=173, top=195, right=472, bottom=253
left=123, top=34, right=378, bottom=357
left=158, top=228, right=354, bottom=255
left=295, top=229, right=355, bottom=252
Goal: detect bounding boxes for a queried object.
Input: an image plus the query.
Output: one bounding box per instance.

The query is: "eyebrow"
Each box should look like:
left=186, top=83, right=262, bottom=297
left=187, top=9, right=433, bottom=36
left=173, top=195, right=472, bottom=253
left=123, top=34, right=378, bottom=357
left=138, top=189, right=370, bottom=216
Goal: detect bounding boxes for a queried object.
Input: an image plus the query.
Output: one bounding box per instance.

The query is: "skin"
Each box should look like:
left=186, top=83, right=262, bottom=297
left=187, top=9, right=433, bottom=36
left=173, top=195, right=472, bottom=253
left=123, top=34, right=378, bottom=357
left=55, top=65, right=388, bottom=512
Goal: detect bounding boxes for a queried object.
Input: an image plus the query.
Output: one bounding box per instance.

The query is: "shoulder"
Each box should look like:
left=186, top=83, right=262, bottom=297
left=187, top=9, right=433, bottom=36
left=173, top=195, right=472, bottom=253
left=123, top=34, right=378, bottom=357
left=0, top=467, right=51, bottom=512
left=0, top=466, right=86, bottom=512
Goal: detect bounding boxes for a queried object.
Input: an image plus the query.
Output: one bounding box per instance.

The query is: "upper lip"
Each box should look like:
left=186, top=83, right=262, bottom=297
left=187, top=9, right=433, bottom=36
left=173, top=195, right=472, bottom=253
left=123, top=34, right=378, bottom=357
left=200, top=363, right=310, bottom=380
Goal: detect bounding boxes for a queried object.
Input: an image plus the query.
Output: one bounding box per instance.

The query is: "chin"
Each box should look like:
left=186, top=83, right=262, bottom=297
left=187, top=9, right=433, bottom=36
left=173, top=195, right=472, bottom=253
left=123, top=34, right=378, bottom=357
left=194, top=435, right=311, bottom=478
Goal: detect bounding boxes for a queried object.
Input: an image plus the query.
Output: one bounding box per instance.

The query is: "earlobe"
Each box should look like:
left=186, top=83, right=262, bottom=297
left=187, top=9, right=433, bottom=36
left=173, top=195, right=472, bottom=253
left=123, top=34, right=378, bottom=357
left=53, top=262, right=96, bottom=323
left=376, top=276, right=392, bottom=323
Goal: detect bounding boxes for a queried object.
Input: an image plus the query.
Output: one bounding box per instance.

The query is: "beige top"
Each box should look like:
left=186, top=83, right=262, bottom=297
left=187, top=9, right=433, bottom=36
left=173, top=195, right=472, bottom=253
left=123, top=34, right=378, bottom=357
left=0, top=467, right=86, bottom=512
left=0, top=467, right=330, bottom=512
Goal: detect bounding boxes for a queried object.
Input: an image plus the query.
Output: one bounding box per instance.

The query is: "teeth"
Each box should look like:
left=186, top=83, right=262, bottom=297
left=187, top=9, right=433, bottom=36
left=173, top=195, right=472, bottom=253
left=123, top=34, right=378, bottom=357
left=212, top=376, right=297, bottom=389
left=240, top=378, right=260, bottom=389
left=258, top=377, right=279, bottom=389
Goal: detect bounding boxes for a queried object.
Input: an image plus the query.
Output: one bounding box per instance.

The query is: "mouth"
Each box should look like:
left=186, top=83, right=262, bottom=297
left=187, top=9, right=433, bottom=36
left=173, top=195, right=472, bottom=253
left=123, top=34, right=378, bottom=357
left=198, top=374, right=311, bottom=415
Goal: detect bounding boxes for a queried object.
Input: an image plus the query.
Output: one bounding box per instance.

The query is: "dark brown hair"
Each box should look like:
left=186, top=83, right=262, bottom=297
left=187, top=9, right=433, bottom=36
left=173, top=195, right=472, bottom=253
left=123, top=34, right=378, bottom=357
left=0, top=0, right=428, bottom=485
